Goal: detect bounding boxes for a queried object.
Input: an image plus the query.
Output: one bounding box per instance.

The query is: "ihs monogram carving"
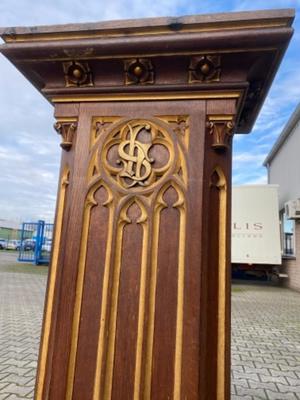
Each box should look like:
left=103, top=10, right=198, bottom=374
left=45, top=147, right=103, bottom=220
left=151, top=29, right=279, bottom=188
left=54, top=121, right=77, bottom=151
left=63, top=61, right=93, bottom=87
left=102, top=120, right=174, bottom=190
left=189, top=55, right=221, bottom=83
left=124, top=58, right=154, bottom=85
left=206, top=117, right=235, bottom=151
left=117, top=124, right=154, bottom=188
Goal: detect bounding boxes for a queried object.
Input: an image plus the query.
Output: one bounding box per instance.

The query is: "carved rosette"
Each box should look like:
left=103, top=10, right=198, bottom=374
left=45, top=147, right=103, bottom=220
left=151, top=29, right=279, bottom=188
left=101, top=120, right=174, bottom=190
left=63, top=61, right=93, bottom=87
left=189, top=55, right=221, bottom=83
left=54, top=121, right=78, bottom=151
left=124, top=58, right=154, bottom=85
left=206, top=117, right=235, bottom=151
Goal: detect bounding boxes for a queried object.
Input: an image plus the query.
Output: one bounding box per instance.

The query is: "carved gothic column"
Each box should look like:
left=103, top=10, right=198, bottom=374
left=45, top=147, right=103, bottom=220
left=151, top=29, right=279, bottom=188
left=0, top=9, right=294, bottom=400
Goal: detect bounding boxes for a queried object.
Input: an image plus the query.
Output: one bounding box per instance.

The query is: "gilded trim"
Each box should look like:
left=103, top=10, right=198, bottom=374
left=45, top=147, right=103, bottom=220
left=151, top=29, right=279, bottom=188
left=133, top=209, right=149, bottom=400
left=173, top=184, right=186, bottom=400
left=207, top=115, right=235, bottom=121
left=144, top=191, right=166, bottom=399
left=212, top=167, right=227, bottom=400
left=50, top=90, right=241, bottom=103
left=92, top=191, right=115, bottom=400
left=35, top=166, right=70, bottom=400
left=55, top=117, right=78, bottom=123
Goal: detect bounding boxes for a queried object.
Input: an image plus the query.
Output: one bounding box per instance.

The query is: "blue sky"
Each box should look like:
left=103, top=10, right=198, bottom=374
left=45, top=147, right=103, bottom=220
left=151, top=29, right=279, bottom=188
left=0, top=0, right=299, bottom=222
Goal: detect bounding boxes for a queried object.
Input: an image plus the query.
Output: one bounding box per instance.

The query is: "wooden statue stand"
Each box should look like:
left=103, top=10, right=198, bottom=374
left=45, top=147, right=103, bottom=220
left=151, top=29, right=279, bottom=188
left=0, top=9, right=293, bottom=400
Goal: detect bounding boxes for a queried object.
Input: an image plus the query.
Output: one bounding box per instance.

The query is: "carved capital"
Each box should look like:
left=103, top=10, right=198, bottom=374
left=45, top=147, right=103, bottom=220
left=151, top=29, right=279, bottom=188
left=189, top=55, right=221, bottom=83
left=54, top=120, right=78, bottom=151
left=63, top=61, right=93, bottom=87
left=124, top=58, right=154, bottom=85
left=206, top=117, right=235, bottom=151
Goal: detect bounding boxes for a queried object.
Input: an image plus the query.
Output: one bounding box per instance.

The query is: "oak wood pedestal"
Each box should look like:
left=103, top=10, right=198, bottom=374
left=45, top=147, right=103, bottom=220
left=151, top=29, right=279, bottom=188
left=0, top=9, right=294, bottom=400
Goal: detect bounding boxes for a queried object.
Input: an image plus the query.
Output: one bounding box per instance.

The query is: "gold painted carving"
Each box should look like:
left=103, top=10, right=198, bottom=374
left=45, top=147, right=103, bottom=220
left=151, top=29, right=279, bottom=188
left=189, top=55, right=221, bottom=83
left=103, top=120, right=174, bottom=190
left=101, top=198, right=148, bottom=400
left=143, top=182, right=186, bottom=400
left=63, top=60, right=93, bottom=87
left=35, top=166, right=70, bottom=400
left=210, top=167, right=227, bottom=400
left=157, top=115, right=190, bottom=149
left=118, top=124, right=154, bottom=187
left=51, top=90, right=241, bottom=103
left=79, top=115, right=187, bottom=399
left=124, top=58, right=154, bottom=85
left=91, top=116, right=121, bottom=149
left=54, top=120, right=77, bottom=151
left=206, top=115, right=235, bottom=151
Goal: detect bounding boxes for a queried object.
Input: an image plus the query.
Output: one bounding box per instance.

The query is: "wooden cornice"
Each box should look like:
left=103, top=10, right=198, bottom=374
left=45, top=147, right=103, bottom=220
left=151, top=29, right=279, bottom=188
left=0, top=9, right=294, bottom=133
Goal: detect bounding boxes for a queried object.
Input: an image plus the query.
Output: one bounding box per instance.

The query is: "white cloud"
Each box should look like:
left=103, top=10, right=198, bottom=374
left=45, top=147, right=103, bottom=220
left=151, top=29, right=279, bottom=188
left=232, top=0, right=298, bottom=11
left=0, top=0, right=299, bottom=220
left=233, top=170, right=267, bottom=185
left=233, top=152, right=266, bottom=164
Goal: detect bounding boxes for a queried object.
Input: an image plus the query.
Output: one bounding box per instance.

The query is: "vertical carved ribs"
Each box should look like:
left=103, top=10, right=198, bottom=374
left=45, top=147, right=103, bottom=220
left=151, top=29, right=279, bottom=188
left=67, top=117, right=188, bottom=399
left=208, top=167, right=227, bottom=400
left=146, top=183, right=186, bottom=400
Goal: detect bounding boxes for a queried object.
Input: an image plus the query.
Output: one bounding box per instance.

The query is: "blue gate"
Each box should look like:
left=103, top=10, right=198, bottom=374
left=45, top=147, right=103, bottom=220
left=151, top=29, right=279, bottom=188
left=18, top=220, right=54, bottom=265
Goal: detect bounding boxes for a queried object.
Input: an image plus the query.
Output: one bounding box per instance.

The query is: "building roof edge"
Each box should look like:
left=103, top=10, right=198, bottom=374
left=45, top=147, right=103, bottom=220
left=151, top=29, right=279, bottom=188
left=263, top=102, right=300, bottom=166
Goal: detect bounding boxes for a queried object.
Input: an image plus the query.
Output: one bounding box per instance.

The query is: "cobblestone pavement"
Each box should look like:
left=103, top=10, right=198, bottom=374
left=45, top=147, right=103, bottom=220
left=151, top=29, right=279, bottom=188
left=0, top=252, right=300, bottom=399
left=231, top=284, right=300, bottom=400
left=0, top=252, right=47, bottom=400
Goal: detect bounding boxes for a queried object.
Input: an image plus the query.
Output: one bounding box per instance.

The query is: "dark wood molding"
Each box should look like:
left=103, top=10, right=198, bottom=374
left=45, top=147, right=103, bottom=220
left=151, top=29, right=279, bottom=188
left=0, top=10, right=294, bottom=133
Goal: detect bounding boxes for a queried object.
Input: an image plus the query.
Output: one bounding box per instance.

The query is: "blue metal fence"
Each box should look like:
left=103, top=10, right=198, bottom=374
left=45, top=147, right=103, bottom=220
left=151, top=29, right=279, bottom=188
left=18, top=220, right=53, bottom=265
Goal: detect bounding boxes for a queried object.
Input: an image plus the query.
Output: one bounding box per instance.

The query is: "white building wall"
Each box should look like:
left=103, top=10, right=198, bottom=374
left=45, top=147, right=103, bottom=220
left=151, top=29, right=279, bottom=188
left=268, top=117, right=300, bottom=291
left=268, top=121, right=300, bottom=209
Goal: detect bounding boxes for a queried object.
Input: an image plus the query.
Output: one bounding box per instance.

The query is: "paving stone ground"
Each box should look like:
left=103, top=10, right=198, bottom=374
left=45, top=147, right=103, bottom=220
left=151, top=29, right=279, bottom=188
left=0, top=252, right=47, bottom=400
left=231, top=283, right=300, bottom=400
left=0, top=251, right=300, bottom=399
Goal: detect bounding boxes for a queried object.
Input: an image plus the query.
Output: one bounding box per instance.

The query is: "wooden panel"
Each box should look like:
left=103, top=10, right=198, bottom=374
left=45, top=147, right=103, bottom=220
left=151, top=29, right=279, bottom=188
left=72, top=185, right=111, bottom=399
left=1, top=11, right=292, bottom=400
left=36, top=99, right=235, bottom=400
left=151, top=186, right=181, bottom=399
left=111, top=202, right=143, bottom=399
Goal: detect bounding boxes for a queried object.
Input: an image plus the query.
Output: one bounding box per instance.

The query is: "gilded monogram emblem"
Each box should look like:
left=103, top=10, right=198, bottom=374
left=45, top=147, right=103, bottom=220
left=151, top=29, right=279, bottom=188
left=117, top=124, right=154, bottom=187
left=102, top=120, right=174, bottom=190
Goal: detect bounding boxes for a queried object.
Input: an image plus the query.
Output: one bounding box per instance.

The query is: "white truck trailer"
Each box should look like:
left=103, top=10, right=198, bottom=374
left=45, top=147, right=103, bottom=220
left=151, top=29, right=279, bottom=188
left=231, top=185, right=282, bottom=281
